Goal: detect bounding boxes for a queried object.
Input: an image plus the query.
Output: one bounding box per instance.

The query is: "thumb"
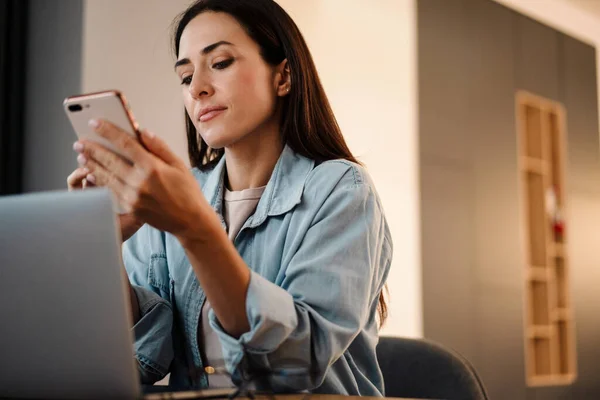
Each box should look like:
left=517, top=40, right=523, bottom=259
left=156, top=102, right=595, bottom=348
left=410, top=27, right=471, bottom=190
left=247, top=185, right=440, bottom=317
left=139, top=129, right=185, bottom=168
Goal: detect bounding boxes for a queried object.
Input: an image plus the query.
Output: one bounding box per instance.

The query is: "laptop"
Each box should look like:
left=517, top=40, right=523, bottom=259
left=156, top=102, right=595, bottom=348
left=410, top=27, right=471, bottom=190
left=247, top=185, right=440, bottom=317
left=0, top=188, right=240, bottom=400
left=0, top=188, right=140, bottom=399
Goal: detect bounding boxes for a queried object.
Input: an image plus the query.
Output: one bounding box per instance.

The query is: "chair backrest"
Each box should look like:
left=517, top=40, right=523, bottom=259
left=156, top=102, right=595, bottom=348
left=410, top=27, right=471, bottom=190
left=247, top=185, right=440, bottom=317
left=376, top=336, right=489, bottom=400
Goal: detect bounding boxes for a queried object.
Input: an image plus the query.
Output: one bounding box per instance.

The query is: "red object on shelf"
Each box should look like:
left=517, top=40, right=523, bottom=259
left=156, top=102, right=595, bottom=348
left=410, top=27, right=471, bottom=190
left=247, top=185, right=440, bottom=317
left=554, top=219, right=564, bottom=235
left=547, top=186, right=565, bottom=238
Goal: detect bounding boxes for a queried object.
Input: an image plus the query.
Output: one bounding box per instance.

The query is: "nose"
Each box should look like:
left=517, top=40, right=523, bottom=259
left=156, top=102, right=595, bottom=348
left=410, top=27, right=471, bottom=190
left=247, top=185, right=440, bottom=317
left=189, top=73, right=213, bottom=100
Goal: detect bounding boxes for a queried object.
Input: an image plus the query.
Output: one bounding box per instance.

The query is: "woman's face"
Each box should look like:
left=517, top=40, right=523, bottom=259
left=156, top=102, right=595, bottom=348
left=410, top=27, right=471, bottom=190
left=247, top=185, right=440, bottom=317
left=176, top=12, right=284, bottom=149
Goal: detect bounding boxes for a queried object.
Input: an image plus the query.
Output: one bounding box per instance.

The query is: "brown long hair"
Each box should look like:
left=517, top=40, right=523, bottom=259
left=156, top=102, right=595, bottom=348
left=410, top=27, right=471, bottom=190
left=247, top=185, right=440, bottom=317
left=172, top=0, right=387, bottom=326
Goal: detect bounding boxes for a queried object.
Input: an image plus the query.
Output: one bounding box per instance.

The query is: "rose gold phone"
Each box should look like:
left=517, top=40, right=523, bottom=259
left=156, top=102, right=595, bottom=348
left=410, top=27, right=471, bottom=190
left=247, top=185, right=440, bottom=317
left=64, top=90, right=141, bottom=214
left=63, top=90, right=141, bottom=162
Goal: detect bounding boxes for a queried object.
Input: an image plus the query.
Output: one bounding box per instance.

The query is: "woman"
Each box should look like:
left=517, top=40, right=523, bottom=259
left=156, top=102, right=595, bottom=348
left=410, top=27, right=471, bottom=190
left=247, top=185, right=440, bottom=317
left=67, top=0, right=392, bottom=395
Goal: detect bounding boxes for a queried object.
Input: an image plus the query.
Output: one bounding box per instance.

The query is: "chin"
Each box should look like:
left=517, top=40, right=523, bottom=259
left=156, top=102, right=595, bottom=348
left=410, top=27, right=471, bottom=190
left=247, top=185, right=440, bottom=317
left=199, top=128, right=242, bottom=150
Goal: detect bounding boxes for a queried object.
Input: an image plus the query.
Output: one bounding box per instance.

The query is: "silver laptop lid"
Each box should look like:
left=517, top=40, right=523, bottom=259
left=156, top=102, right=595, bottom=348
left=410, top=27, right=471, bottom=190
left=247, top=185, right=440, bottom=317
left=0, top=188, right=140, bottom=399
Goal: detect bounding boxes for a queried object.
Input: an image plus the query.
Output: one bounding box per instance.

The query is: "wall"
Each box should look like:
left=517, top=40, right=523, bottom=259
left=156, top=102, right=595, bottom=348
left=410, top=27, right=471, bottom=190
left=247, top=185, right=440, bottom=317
left=418, top=3, right=524, bottom=396
left=22, top=0, right=84, bottom=192
left=82, top=0, right=190, bottom=163
left=418, top=1, right=600, bottom=399
left=82, top=0, right=422, bottom=338
left=495, top=0, right=600, bottom=133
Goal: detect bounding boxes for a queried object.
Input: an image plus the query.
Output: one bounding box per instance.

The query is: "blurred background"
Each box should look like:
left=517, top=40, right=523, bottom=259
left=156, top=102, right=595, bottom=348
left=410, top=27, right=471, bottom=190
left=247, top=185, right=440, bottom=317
left=1, top=0, right=600, bottom=398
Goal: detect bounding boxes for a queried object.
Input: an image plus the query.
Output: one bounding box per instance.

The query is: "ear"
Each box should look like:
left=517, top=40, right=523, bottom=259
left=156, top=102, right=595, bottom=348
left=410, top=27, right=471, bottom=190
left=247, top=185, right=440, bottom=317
left=274, top=59, right=291, bottom=97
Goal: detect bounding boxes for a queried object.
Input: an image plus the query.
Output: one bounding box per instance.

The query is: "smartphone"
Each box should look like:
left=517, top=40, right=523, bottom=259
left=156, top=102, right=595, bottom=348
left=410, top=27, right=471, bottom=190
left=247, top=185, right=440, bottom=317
left=63, top=90, right=141, bottom=162
left=63, top=90, right=141, bottom=214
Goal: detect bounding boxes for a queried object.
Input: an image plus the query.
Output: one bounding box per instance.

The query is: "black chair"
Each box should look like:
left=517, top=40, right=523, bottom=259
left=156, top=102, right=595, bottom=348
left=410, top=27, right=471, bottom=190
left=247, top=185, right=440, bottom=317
left=376, top=336, right=489, bottom=400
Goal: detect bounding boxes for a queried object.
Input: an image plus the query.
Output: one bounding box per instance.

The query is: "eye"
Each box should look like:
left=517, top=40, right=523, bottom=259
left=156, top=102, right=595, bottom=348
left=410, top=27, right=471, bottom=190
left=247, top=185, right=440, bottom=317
left=212, top=58, right=234, bottom=70
left=180, top=75, right=192, bottom=85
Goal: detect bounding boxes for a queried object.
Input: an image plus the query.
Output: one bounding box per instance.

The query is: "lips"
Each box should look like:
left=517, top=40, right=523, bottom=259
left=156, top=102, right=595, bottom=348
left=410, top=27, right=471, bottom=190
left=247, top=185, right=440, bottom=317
left=197, top=106, right=227, bottom=122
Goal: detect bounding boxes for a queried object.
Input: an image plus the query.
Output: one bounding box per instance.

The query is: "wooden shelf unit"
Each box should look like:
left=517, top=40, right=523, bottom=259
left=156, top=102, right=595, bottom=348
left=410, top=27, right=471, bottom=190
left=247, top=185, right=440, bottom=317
left=517, top=91, right=577, bottom=387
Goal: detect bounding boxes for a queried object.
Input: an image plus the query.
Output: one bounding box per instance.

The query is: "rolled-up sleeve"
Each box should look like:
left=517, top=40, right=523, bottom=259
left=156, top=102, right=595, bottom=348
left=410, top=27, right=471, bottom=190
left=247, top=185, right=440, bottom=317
left=209, top=173, right=391, bottom=392
left=122, top=225, right=174, bottom=384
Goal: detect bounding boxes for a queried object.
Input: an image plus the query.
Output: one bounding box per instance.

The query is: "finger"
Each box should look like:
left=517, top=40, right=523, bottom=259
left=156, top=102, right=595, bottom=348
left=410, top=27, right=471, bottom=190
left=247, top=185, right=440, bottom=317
left=84, top=157, right=133, bottom=210
left=89, top=119, right=150, bottom=168
left=85, top=173, right=97, bottom=185
left=78, top=142, right=139, bottom=187
left=83, top=157, right=126, bottom=189
left=67, top=167, right=90, bottom=190
left=139, top=129, right=185, bottom=168
left=83, top=175, right=98, bottom=188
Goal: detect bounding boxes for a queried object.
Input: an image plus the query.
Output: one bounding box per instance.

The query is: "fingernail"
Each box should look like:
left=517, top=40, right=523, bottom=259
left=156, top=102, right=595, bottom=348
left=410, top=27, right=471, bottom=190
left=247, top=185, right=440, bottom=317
left=82, top=167, right=90, bottom=174
left=73, top=142, right=84, bottom=152
left=77, top=154, right=88, bottom=165
left=88, top=119, right=100, bottom=129
left=86, top=174, right=96, bottom=184
left=142, top=129, right=155, bottom=139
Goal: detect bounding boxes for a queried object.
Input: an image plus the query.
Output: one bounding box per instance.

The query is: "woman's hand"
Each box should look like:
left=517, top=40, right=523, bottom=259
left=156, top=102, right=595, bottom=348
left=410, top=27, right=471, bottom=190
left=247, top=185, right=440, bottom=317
left=73, top=119, right=217, bottom=243
left=75, top=120, right=253, bottom=336
left=67, top=165, right=144, bottom=243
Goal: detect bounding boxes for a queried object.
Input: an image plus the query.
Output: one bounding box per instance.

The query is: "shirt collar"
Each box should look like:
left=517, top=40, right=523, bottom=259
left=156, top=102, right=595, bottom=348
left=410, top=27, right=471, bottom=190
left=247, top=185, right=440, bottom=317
left=201, top=145, right=315, bottom=227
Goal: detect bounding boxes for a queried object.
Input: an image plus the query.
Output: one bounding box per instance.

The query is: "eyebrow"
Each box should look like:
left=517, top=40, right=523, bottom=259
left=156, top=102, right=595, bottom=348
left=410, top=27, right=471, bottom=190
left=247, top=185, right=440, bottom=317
left=174, top=40, right=233, bottom=69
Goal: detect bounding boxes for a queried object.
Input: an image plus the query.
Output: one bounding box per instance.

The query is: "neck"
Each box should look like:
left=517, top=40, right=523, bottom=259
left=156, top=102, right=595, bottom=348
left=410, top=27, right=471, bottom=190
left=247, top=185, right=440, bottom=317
left=224, top=120, right=284, bottom=192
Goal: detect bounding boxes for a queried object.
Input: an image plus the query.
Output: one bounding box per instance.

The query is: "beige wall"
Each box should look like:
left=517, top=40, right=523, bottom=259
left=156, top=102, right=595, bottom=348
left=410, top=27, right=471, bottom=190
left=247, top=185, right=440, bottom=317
left=82, top=0, right=422, bottom=337
left=82, top=0, right=191, bottom=163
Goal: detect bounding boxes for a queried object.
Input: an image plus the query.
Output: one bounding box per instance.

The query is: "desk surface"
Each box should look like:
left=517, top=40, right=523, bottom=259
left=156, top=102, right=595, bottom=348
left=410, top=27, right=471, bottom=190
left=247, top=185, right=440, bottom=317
left=144, top=389, right=421, bottom=400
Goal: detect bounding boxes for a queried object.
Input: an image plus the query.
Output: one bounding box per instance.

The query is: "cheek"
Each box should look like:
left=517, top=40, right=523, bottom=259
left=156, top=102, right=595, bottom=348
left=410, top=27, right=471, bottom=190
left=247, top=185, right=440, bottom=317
left=182, top=92, right=200, bottom=132
left=239, top=67, right=259, bottom=88
left=182, top=91, right=194, bottom=117
left=233, top=68, right=276, bottom=118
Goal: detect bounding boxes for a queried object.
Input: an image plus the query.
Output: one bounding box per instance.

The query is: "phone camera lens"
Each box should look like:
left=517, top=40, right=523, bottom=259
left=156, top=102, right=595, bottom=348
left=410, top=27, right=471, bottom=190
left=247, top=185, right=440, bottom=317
left=68, top=104, right=83, bottom=112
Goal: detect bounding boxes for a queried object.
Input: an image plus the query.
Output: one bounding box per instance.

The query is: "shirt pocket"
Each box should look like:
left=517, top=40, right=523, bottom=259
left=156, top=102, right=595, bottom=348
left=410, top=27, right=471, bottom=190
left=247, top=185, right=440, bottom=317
left=147, top=254, right=174, bottom=304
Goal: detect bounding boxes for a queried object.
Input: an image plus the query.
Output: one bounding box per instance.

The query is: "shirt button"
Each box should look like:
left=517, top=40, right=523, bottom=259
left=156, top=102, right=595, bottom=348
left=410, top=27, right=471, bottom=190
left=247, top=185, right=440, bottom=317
left=205, top=366, right=216, bottom=375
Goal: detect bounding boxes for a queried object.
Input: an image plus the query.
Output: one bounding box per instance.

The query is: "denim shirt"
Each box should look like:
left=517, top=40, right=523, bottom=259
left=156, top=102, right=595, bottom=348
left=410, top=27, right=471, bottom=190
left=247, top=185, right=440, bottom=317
left=122, top=145, right=393, bottom=396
